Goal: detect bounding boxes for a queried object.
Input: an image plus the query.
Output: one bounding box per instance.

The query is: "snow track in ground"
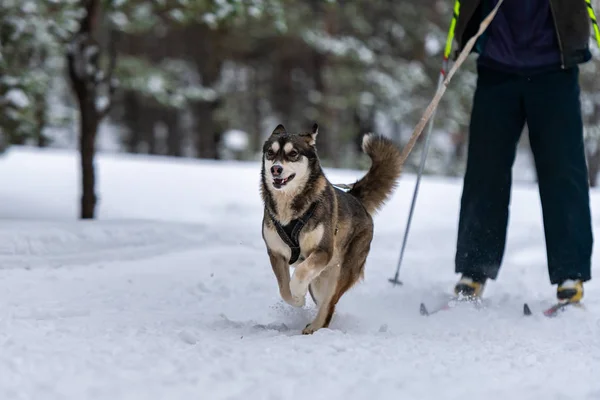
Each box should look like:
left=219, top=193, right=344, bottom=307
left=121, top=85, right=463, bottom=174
left=0, top=146, right=599, bottom=400
left=0, top=221, right=208, bottom=269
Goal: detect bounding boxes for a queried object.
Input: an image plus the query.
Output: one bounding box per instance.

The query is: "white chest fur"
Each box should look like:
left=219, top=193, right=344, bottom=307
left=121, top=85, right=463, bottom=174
left=263, top=223, right=291, bottom=261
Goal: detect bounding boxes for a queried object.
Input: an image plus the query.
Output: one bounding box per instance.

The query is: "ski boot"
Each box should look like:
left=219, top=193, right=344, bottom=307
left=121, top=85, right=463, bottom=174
left=557, top=279, right=583, bottom=303
left=524, top=279, right=585, bottom=317
left=454, top=275, right=486, bottom=301
left=420, top=275, right=487, bottom=316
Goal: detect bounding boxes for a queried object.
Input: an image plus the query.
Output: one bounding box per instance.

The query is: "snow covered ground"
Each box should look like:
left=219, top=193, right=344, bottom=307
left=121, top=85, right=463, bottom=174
left=1, top=146, right=599, bottom=400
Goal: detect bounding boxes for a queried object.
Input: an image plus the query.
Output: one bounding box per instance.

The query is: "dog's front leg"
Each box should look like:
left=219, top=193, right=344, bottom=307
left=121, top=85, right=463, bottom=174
left=268, top=251, right=298, bottom=306
left=289, top=249, right=331, bottom=308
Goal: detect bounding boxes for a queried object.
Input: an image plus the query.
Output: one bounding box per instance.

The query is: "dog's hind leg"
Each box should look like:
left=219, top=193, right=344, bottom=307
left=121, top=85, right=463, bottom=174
left=301, top=262, right=365, bottom=335
left=308, top=265, right=337, bottom=305
left=302, top=242, right=369, bottom=335
left=302, top=265, right=340, bottom=334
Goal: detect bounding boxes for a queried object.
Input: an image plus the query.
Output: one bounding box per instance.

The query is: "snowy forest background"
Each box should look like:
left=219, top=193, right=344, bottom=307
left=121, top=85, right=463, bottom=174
left=1, top=0, right=600, bottom=218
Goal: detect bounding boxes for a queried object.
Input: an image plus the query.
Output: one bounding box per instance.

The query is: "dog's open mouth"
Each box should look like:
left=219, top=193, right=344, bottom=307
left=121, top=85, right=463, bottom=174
left=273, top=174, right=295, bottom=189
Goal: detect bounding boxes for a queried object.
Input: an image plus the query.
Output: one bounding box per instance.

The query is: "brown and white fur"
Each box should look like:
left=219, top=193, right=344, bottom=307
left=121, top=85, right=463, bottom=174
left=260, top=123, right=402, bottom=334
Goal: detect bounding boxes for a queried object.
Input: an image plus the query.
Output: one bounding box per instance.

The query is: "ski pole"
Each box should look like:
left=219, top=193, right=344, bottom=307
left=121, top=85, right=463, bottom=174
left=388, top=0, right=460, bottom=286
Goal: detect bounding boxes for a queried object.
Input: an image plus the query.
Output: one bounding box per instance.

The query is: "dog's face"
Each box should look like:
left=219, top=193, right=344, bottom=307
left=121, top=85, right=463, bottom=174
left=262, top=123, right=319, bottom=192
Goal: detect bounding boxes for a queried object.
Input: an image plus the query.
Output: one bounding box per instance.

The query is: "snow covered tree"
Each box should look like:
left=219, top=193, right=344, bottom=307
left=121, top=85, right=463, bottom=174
left=108, top=0, right=288, bottom=158
left=0, top=0, right=81, bottom=152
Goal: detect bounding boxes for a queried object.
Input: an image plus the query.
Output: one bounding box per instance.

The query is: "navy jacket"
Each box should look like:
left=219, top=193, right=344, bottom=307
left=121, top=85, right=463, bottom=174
left=454, top=0, right=592, bottom=70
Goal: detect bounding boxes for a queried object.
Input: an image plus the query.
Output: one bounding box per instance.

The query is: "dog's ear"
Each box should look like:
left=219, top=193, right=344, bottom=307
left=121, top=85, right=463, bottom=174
left=271, top=124, right=287, bottom=136
left=301, top=123, right=318, bottom=146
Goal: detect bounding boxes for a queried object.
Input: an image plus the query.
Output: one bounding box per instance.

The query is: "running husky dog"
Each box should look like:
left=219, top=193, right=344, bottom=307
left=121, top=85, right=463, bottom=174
left=260, top=123, right=402, bottom=334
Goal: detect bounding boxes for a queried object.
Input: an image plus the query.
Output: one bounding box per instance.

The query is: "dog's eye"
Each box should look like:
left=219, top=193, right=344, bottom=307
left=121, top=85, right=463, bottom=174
left=266, top=149, right=275, bottom=158
left=288, top=150, right=298, bottom=158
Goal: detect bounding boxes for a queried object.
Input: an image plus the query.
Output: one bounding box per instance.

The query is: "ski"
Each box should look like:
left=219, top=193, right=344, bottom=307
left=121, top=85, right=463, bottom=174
left=419, top=301, right=450, bottom=316
left=422, top=296, right=586, bottom=317
left=523, top=301, right=584, bottom=317
left=420, top=296, right=484, bottom=316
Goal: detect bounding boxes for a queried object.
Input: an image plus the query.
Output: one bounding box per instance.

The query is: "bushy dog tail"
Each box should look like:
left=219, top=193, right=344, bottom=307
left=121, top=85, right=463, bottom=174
left=348, top=133, right=403, bottom=215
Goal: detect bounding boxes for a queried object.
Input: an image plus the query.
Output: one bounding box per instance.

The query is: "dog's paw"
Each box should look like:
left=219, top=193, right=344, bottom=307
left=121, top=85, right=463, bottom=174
left=302, top=322, right=320, bottom=335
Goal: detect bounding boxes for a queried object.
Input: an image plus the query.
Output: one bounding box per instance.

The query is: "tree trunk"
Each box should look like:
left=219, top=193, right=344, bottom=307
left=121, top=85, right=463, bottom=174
left=34, top=91, right=49, bottom=147
left=79, top=99, right=98, bottom=219
left=194, top=100, right=221, bottom=159
left=588, top=148, right=600, bottom=187
left=586, top=105, right=600, bottom=188
left=250, top=66, right=264, bottom=154
left=164, top=108, right=182, bottom=157
left=353, top=108, right=375, bottom=153
left=312, top=51, right=337, bottom=164
left=67, top=0, right=116, bottom=219
left=123, top=91, right=143, bottom=153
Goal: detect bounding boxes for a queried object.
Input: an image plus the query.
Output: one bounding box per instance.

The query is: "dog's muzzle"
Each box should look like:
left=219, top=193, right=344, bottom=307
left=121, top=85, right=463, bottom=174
left=272, top=174, right=295, bottom=189
left=270, top=164, right=295, bottom=189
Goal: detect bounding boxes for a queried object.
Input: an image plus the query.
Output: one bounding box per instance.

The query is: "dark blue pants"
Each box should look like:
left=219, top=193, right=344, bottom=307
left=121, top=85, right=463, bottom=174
left=455, top=65, right=593, bottom=284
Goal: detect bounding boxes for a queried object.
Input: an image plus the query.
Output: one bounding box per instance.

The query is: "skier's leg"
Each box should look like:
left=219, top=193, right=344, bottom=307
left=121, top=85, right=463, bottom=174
left=524, top=66, right=593, bottom=300
left=454, top=65, right=526, bottom=295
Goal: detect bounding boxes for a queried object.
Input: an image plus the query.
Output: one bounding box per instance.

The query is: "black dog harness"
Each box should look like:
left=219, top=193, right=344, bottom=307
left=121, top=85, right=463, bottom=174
left=268, top=202, right=318, bottom=265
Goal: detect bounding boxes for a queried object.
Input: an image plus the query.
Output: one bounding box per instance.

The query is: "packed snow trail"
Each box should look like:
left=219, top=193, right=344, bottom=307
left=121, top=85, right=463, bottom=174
left=1, top=147, right=599, bottom=400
